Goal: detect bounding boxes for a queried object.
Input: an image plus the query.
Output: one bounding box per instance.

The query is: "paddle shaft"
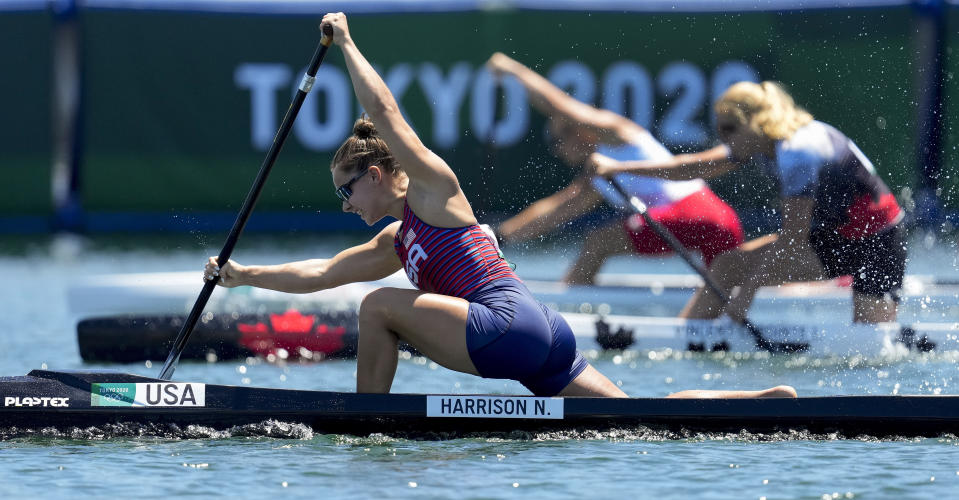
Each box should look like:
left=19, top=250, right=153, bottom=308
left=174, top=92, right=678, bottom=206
left=159, top=28, right=334, bottom=380
left=605, top=177, right=802, bottom=352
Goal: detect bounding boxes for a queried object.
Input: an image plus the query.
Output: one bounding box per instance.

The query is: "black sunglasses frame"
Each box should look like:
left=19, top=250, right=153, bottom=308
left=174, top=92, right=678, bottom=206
left=335, top=168, right=370, bottom=202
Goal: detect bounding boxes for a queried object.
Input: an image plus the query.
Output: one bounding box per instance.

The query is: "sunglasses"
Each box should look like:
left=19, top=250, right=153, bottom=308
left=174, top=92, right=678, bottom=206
left=334, top=168, right=370, bottom=202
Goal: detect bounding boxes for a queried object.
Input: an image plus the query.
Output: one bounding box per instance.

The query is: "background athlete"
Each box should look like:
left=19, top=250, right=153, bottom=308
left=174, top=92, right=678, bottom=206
left=486, top=53, right=743, bottom=284
left=205, top=14, right=796, bottom=400
left=588, top=81, right=904, bottom=324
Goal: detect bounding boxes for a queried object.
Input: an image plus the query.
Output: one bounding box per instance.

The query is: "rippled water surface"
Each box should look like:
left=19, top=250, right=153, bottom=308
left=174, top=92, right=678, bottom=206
left=1, top=232, right=958, bottom=499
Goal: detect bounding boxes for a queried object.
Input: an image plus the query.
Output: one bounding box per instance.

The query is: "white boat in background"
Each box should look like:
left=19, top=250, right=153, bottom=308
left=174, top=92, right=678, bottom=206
left=66, top=269, right=959, bottom=317
left=66, top=269, right=411, bottom=316
left=68, top=268, right=959, bottom=360
left=561, top=312, right=957, bottom=357
left=75, top=304, right=958, bottom=362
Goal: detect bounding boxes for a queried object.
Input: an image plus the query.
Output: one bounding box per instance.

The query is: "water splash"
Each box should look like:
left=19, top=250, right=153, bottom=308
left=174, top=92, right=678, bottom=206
left=1, top=422, right=955, bottom=444
left=0, top=419, right=313, bottom=441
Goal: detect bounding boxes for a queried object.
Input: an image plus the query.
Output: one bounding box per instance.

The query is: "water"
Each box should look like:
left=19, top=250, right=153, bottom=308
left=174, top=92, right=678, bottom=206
left=1, top=231, right=959, bottom=499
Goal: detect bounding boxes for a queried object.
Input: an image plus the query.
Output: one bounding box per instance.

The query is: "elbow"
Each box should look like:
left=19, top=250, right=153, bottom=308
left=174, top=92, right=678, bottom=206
left=303, top=265, right=333, bottom=293
left=288, top=262, right=331, bottom=294
left=362, top=99, right=395, bottom=121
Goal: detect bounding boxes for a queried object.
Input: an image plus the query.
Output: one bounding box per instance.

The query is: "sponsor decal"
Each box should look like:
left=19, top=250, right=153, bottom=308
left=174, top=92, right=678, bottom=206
left=681, top=323, right=817, bottom=344
left=91, top=383, right=206, bottom=407
left=426, top=396, right=563, bottom=419
left=4, top=396, right=70, bottom=408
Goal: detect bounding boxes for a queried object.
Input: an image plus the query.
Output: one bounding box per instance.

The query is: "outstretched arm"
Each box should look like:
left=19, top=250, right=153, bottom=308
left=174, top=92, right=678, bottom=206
left=586, top=145, right=737, bottom=180
left=498, top=176, right=602, bottom=243
left=205, top=222, right=403, bottom=293
left=487, top=53, right=633, bottom=142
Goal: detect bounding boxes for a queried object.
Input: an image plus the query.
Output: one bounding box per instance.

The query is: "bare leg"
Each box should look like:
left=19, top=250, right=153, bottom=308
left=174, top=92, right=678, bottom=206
left=680, top=234, right=826, bottom=321
left=557, top=365, right=794, bottom=398
left=498, top=177, right=601, bottom=243
left=667, top=385, right=798, bottom=398
left=564, top=220, right=633, bottom=285
left=356, top=287, right=478, bottom=393
left=357, top=288, right=635, bottom=398
left=679, top=238, right=762, bottom=319
left=853, top=292, right=898, bottom=323
left=721, top=242, right=825, bottom=322
left=557, top=364, right=628, bottom=397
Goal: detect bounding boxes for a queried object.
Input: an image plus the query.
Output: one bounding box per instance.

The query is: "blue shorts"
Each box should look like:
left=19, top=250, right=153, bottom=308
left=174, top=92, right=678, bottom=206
left=465, top=278, right=588, bottom=396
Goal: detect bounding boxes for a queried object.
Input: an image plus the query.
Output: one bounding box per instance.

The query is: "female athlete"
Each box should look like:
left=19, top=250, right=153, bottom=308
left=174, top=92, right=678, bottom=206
left=588, top=81, right=904, bottom=324
left=205, top=14, right=796, bottom=399
left=486, top=53, right=743, bottom=284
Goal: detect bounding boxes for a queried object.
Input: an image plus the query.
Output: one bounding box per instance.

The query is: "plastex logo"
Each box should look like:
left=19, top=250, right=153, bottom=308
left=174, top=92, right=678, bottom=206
left=91, top=383, right=206, bottom=407
left=4, top=396, right=69, bottom=407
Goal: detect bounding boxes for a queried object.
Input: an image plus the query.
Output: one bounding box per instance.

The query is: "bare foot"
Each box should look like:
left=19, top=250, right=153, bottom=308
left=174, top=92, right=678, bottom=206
left=666, top=385, right=798, bottom=399
left=760, top=385, right=798, bottom=398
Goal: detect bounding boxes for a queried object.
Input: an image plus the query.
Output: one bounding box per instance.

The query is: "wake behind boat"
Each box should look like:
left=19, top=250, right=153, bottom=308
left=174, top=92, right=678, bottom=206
left=1, top=369, right=957, bottom=439
left=76, top=308, right=958, bottom=363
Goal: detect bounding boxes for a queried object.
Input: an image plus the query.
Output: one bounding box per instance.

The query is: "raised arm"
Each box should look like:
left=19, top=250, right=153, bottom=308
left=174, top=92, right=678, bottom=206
left=586, top=145, right=738, bottom=181
left=486, top=53, right=633, bottom=143
left=205, top=222, right=403, bottom=293
left=321, top=13, right=457, bottom=189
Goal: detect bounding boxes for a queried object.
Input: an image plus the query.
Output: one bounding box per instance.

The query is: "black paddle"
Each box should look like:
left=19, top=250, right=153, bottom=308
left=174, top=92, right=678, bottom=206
left=605, top=177, right=808, bottom=353
left=158, top=25, right=335, bottom=380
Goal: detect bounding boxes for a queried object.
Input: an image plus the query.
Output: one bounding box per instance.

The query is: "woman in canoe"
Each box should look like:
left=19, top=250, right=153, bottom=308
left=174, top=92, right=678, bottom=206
left=486, top=52, right=743, bottom=284
left=587, top=81, right=904, bottom=324
left=205, top=13, right=795, bottom=399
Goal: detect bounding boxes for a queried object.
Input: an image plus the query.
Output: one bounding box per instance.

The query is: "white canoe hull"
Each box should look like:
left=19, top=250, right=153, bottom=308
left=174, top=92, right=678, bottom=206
left=564, top=312, right=959, bottom=357
left=67, top=270, right=957, bottom=316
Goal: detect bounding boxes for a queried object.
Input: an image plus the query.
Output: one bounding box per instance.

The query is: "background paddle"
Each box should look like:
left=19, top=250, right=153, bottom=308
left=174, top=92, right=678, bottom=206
left=158, top=25, right=335, bottom=380
left=606, top=177, right=809, bottom=353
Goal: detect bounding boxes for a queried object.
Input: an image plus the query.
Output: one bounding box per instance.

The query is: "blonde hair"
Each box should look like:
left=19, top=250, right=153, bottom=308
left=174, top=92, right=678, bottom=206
left=330, top=117, right=398, bottom=175
left=714, top=81, right=813, bottom=140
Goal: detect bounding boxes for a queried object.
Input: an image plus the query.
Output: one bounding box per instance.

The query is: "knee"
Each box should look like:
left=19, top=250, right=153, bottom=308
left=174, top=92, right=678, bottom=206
left=358, top=288, right=395, bottom=323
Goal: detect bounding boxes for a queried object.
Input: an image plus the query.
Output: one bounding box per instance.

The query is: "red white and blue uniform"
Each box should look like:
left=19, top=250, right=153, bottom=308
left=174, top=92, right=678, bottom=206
left=393, top=202, right=516, bottom=298
left=757, top=120, right=905, bottom=297
left=592, top=130, right=743, bottom=266
left=394, top=201, right=587, bottom=396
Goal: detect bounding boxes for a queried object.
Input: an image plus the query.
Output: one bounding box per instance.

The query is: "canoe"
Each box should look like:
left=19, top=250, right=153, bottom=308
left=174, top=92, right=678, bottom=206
left=2, top=369, right=957, bottom=439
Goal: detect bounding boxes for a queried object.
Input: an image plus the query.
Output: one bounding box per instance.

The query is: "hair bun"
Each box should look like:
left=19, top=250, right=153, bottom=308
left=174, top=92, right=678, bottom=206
left=352, top=118, right=378, bottom=139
